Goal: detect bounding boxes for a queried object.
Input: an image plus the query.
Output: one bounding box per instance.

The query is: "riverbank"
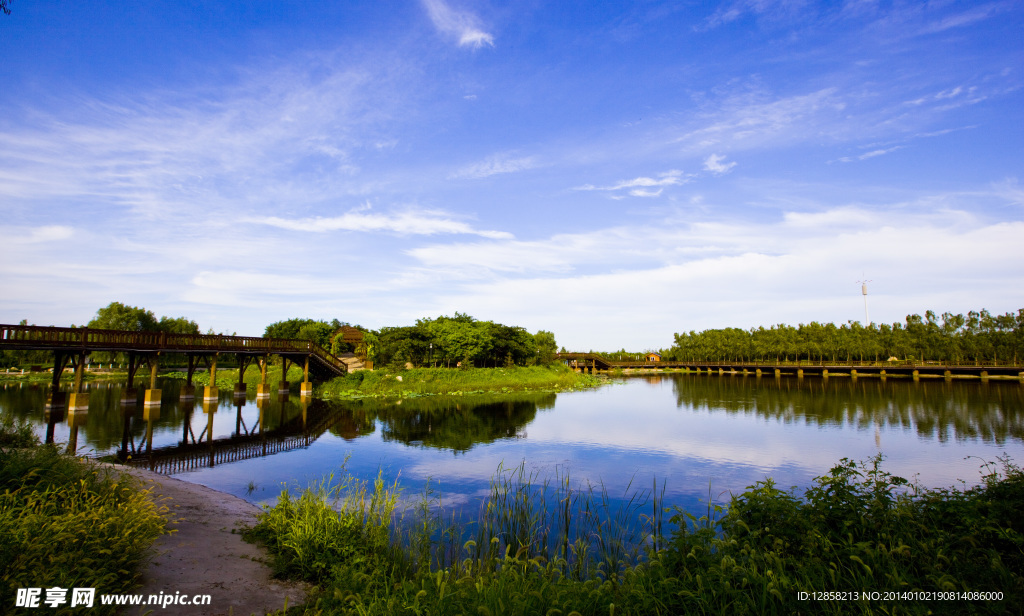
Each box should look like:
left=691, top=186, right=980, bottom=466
left=317, top=364, right=602, bottom=399
left=0, top=416, right=306, bottom=616
left=112, top=465, right=308, bottom=616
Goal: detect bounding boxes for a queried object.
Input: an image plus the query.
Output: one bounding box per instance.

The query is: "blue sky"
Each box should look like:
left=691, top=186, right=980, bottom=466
left=1, top=0, right=1022, bottom=350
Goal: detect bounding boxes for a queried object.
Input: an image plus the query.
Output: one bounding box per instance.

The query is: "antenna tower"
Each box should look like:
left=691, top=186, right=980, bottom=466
left=857, top=276, right=872, bottom=326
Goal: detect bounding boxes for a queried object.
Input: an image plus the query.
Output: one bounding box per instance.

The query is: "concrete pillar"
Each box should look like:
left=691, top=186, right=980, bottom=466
left=944, top=370, right=952, bottom=380
left=145, top=356, right=161, bottom=407
left=822, top=369, right=829, bottom=378
left=234, top=382, right=247, bottom=397
left=204, top=355, right=219, bottom=401
left=180, top=385, right=195, bottom=400
left=797, top=368, right=804, bottom=378
left=774, top=368, right=781, bottom=377
left=257, top=356, right=270, bottom=398
left=301, top=382, right=313, bottom=396
left=912, top=370, right=920, bottom=381
left=851, top=369, right=858, bottom=378
left=718, top=368, right=724, bottom=375
left=68, top=391, right=90, bottom=411
left=980, top=370, right=989, bottom=380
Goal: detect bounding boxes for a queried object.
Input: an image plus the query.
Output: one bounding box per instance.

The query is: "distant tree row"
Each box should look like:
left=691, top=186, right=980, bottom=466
left=667, top=309, right=1024, bottom=365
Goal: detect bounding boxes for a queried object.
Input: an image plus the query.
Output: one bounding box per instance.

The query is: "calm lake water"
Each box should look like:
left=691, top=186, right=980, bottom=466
left=2, top=374, right=1023, bottom=516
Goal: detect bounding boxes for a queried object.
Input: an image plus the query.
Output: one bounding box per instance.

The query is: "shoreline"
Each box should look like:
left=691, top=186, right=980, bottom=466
left=111, top=465, right=308, bottom=616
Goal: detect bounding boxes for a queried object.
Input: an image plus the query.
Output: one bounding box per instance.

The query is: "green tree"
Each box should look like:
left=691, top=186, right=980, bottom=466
left=534, top=330, right=558, bottom=364
left=157, top=316, right=200, bottom=335
left=88, top=302, right=159, bottom=332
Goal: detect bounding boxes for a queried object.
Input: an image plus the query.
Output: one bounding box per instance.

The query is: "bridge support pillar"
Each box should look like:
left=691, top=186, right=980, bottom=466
left=980, top=370, right=989, bottom=380
left=944, top=370, right=952, bottom=380
left=851, top=369, right=858, bottom=378
left=301, top=357, right=312, bottom=397
left=68, top=392, right=89, bottom=411
left=755, top=368, right=762, bottom=377
left=718, top=368, right=724, bottom=375
left=145, top=355, right=161, bottom=407
left=279, top=357, right=291, bottom=393
left=797, top=368, right=804, bottom=378
left=234, top=383, right=247, bottom=397
left=204, top=354, right=219, bottom=401
left=912, top=370, right=920, bottom=381
left=774, top=368, right=781, bottom=378
left=822, top=369, right=828, bottom=378
left=880, top=370, right=886, bottom=378
left=180, top=385, right=195, bottom=400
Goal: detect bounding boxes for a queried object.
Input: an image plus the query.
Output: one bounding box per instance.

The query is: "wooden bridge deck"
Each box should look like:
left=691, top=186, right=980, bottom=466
left=0, top=323, right=347, bottom=380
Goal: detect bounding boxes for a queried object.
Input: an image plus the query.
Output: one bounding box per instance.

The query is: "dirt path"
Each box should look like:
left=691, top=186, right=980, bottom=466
left=116, top=467, right=309, bottom=616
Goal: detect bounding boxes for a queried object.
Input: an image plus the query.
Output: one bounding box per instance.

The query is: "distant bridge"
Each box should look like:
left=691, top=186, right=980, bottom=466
left=557, top=352, right=1024, bottom=380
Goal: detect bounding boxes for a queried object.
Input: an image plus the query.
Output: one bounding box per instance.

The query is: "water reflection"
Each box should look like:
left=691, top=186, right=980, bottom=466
left=671, top=374, right=1024, bottom=444
left=2, top=375, right=1023, bottom=514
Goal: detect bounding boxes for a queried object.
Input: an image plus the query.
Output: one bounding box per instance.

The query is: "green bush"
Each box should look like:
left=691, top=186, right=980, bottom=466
left=0, top=447, right=168, bottom=614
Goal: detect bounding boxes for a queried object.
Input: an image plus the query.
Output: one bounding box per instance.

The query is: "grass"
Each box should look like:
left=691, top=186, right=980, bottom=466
left=247, top=455, right=1024, bottom=615
left=317, top=364, right=602, bottom=399
left=0, top=423, right=168, bottom=615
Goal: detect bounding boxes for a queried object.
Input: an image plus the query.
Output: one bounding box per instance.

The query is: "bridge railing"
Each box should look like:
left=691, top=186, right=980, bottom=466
left=0, top=323, right=326, bottom=356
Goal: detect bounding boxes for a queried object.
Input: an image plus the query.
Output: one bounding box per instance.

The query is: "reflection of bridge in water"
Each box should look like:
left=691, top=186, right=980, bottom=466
left=122, top=394, right=354, bottom=474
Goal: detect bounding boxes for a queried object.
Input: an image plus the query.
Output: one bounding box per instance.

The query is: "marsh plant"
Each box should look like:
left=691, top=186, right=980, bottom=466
left=248, top=455, right=1023, bottom=615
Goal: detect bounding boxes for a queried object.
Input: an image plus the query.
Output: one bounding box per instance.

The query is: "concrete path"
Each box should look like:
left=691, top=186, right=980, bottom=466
left=116, top=467, right=308, bottom=616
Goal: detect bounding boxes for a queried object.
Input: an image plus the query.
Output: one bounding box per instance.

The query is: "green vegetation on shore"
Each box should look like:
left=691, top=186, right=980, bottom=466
left=249, top=455, right=1023, bottom=615
left=0, top=418, right=168, bottom=614
left=317, top=365, right=601, bottom=399
left=669, top=307, right=1024, bottom=365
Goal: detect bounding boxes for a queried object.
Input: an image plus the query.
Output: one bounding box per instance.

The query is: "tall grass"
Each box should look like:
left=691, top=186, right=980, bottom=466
left=0, top=445, right=168, bottom=615
left=249, top=455, right=1024, bottom=615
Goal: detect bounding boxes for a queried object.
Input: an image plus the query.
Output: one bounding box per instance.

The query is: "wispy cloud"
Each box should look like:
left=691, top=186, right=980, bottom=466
left=918, top=2, right=1011, bottom=34
left=575, top=170, right=689, bottom=195
left=449, top=154, right=538, bottom=179
left=421, top=0, right=494, bottom=48
left=836, top=145, right=903, bottom=163
left=703, top=153, right=737, bottom=174
left=247, top=206, right=512, bottom=239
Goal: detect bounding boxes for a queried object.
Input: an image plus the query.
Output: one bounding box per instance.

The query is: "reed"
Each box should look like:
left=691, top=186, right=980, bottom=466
left=249, top=455, right=1024, bottom=615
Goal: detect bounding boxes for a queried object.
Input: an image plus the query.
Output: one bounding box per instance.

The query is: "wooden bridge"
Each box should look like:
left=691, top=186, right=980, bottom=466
left=557, top=352, right=1024, bottom=380
left=0, top=323, right=353, bottom=409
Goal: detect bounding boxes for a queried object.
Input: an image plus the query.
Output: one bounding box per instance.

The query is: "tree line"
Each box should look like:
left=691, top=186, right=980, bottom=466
left=265, top=312, right=559, bottom=370
left=667, top=309, right=1024, bottom=365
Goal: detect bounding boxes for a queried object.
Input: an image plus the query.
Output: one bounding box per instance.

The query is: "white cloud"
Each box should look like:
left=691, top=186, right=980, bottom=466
left=574, top=169, right=689, bottom=195
left=246, top=207, right=513, bottom=239
left=421, top=0, right=494, bottom=48
left=703, top=153, right=737, bottom=174
left=836, top=145, right=903, bottom=162
left=449, top=154, right=538, bottom=179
